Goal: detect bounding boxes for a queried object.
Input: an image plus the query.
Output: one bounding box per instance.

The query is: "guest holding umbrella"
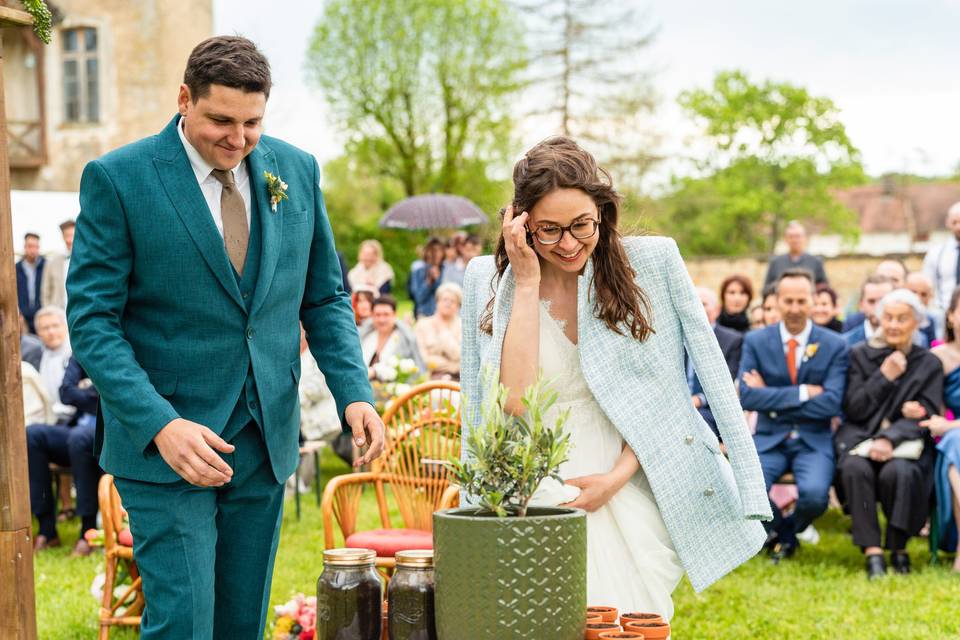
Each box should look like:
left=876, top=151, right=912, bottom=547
left=835, top=289, right=942, bottom=579
left=409, top=237, right=446, bottom=318
left=718, top=274, right=753, bottom=334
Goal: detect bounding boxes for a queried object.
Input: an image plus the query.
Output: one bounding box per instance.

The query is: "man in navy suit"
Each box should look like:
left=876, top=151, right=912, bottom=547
left=15, top=232, right=45, bottom=333
left=739, top=268, right=848, bottom=562
left=689, top=287, right=742, bottom=438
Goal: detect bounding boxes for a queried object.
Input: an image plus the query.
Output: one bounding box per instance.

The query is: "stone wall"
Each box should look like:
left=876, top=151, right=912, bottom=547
left=10, top=0, right=213, bottom=191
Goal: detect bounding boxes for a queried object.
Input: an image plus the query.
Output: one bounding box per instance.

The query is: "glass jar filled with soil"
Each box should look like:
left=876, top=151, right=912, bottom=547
left=387, top=550, right=436, bottom=640
left=317, top=548, right=383, bottom=640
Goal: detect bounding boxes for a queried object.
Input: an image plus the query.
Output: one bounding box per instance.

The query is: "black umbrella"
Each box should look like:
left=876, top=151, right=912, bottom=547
left=379, top=194, right=488, bottom=230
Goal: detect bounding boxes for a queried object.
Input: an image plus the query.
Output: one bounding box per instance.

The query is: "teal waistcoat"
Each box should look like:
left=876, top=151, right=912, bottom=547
left=222, top=170, right=265, bottom=443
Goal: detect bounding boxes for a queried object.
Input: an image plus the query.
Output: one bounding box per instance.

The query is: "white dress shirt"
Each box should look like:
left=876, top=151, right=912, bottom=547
left=923, top=236, right=959, bottom=310
left=779, top=319, right=814, bottom=402
left=176, top=118, right=252, bottom=236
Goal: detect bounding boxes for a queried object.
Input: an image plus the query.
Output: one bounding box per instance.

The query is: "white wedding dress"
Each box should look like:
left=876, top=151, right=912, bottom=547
left=530, top=301, right=685, bottom=621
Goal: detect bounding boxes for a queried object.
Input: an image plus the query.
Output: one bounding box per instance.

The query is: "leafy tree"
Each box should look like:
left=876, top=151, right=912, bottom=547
left=307, top=0, right=526, bottom=198
left=656, top=70, right=866, bottom=255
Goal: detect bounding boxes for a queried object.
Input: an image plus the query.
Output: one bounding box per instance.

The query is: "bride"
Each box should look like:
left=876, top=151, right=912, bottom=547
left=459, top=137, right=772, bottom=620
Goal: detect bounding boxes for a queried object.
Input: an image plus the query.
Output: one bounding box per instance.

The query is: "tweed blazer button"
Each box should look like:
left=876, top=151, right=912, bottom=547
left=684, top=435, right=694, bottom=445
left=703, top=487, right=715, bottom=497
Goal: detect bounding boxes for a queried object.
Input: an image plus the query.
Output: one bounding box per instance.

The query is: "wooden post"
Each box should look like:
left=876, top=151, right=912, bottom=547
left=0, top=7, right=39, bottom=640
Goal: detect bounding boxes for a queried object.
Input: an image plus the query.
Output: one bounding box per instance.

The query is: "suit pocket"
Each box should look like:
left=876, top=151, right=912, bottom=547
left=144, top=367, right=178, bottom=396
left=283, top=208, right=307, bottom=225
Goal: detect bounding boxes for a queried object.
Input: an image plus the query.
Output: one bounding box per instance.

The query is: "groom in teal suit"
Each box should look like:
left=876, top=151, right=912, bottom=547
left=67, top=37, right=384, bottom=638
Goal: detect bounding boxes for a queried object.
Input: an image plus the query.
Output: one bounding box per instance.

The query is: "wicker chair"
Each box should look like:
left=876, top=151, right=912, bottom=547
left=321, top=381, right=462, bottom=574
left=97, top=474, right=144, bottom=639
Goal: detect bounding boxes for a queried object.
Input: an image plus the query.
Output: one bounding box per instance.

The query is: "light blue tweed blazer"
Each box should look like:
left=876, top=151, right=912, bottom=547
left=460, top=235, right=773, bottom=593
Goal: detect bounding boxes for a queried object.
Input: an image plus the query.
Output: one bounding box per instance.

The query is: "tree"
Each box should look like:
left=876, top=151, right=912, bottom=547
left=306, top=0, right=526, bottom=198
left=656, top=70, right=866, bottom=255
left=513, top=0, right=661, bottom=187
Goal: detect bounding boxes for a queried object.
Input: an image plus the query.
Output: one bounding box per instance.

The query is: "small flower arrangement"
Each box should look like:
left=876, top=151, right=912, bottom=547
left=272, top=593, right=316, bottom=640
left=263, top=171, right=289, bottom=212
left=804, top=342, right=819, bottom=362
left=370, top=355, right=426, bottom=412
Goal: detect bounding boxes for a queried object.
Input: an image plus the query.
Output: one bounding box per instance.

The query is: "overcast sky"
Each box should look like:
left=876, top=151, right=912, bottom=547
left=214, top=0, right=960, bottom=186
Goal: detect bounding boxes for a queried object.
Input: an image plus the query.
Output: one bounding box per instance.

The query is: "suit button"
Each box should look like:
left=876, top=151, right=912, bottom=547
left=770, top=411, right=778, bottom=418
left=703, top=487, right=715, bottom=497
left=246, top=327, right=254, bottom=339
left=684, top=435, right=694, bottom=445
left=242, top=292, right=250, bottom=299
left=249, top=399, right=259, bottom=410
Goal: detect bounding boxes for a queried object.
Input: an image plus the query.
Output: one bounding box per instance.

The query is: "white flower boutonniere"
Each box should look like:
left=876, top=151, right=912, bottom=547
left=803, top=342, right=819, bottom=363
left=263, top=171, right=288, bottom=212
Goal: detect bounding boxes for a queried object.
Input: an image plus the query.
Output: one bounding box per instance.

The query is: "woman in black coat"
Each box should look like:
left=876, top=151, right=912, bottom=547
left=836, top=289, right=942, bottom=579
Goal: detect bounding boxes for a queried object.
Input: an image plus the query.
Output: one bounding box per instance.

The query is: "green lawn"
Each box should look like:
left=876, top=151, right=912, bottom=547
left=34, top=449, right=960, bottom=639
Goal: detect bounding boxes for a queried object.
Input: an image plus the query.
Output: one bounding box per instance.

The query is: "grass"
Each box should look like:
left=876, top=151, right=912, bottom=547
left=33, top=449, right=960, bottom=639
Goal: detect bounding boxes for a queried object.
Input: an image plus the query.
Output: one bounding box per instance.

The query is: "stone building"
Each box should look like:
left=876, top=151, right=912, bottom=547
left=3, top=0, right=213, bottom=192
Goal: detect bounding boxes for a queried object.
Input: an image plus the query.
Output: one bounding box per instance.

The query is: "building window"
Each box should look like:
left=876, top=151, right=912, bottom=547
left=62, top=27, right=99, bottom=123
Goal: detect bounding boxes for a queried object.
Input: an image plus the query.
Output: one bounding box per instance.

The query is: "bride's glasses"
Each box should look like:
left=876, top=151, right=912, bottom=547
left=529, top=218, right=600, bottom=245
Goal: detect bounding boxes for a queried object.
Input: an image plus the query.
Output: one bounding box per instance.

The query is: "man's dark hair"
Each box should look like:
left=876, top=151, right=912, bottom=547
left=464, top=233, right=482, bottom=246
left=815, top=283, right=838, bottom=306
left=776, top=267, right=815, bottom=293
left=761, top=282, right=778, bottom=301
left=372, top=295, right=397, bottom=312
left=59, top=219, right=76, bottom=231
left=183, top=36, right=272, bottom=102
left=860, top=274, right=893, bottom=297
left=24, top=232, right=39, bottom=242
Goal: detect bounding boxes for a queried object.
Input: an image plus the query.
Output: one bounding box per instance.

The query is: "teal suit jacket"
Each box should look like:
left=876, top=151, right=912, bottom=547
left=67, top=115, right=373, bottom=484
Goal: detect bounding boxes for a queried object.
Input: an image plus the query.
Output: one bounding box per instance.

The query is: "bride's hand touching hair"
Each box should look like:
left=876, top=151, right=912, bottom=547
left=501, top=205, right=540, bottom=287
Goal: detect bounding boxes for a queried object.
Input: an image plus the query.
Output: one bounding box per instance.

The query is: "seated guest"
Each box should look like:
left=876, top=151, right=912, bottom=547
left=843, top=276, right=894, bottom=347
left=906, top=271, right=941, bottom=344
left=920, top=288, right=960, bottom=572
left=717, top=274, right=753, bottom=334
left=409, top=237, right=447, bottom=318
left=749, top=304, right=765, bottom=330
left=760, top=283, right=781, bottom=327
left=351, top=286, right=376, bottom=327
left=836, top=289, right=941, bottom=578
left=739, top=269, right=848, bottom=563
left=875, top=258, right=907, bottom=288
left=347, top=239, right=394, bottom=295
left=415, top=283, right=463, bottom=381
left=812, top=284, right=843, bottom=333
left=360, top=295, right=425, bottom=379
left=33, top=307, right=75, bottom=423
left=689, top=287, right=742, bottom=438
left=26, top=357, right=101, bottom=554
left=441, top=233, right=484, bottom=288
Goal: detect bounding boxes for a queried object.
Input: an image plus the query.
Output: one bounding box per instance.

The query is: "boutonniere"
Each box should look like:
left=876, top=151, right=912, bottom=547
left=803, top=343, right=819, bottom=363
left=263, top=171, right=288, bottom=212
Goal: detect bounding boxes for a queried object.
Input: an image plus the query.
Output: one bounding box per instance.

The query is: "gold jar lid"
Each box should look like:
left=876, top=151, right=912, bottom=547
left=323, top=548, right=376, bottom=566
left=395, top=549, right=434, bottom=568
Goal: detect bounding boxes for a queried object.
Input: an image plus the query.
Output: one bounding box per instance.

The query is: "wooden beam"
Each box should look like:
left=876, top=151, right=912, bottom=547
left=0, top=7, right=33, bottom=28
left=0, top=28, right=39, bottom=640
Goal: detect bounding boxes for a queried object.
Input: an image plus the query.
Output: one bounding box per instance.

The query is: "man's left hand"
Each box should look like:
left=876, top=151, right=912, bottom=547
left=742, top=370, right=766, bottom=388
left=345, top=402, right=385, bottom=468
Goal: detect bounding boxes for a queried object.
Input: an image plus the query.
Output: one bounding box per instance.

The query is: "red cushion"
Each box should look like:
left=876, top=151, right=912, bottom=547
left=344, top=528, right=432, bottom=557
left=117, top=528, right=134, bottom=547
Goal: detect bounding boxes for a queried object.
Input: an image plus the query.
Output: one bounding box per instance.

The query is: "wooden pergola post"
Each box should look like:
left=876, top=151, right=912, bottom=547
left=0, top=6, right=39, bottom=640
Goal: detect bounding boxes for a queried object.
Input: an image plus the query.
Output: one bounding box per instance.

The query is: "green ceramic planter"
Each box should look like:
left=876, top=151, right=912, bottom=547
left=433, top=506, right=587, bottom=640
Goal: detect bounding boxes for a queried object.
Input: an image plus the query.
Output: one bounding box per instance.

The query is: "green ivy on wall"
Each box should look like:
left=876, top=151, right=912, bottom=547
left=20, top=0, right=52, bottom=43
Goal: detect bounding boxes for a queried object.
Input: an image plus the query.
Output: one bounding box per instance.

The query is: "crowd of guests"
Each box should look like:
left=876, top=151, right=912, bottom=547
left=689, top=216, right=960, bottom=578
left=18, top=211, right=960, bottom=579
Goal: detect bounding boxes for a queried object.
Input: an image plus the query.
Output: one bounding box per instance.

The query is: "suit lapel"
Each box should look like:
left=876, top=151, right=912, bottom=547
left=767, top=323, right=791, bottom=384
left=797, top=325, right=821, bottom=384
left=247, top=142, right=282, bottom=316
left=153, top=116, right=244, bottom=310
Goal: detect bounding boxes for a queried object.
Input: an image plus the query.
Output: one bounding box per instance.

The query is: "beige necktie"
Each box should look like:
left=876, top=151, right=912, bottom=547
left=211, top=168, right=248, bottom=274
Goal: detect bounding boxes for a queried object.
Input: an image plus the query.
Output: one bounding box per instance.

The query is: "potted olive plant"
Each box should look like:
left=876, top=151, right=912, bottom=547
left=434, top=376, right=587, bottom=640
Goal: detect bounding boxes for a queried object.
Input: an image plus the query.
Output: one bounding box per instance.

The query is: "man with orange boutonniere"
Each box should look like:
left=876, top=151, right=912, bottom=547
left=738, top=268, right=849, bottom=564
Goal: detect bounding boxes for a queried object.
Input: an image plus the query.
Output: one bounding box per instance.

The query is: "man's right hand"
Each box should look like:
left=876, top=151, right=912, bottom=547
left=153, top=418, right=235, bottom=487
left=806, top=384, right=824, bottom=399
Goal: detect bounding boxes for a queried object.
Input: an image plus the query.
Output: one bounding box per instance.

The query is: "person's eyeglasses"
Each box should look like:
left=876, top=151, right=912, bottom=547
left=528, top=218, right=600, bottom=245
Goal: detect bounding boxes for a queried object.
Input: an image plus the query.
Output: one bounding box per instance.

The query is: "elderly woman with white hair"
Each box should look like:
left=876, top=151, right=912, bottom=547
left=836, top=288, right=943, bottom=579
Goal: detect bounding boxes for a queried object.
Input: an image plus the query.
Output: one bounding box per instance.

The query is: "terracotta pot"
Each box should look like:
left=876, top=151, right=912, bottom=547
left=584, top=622, right=621, bottom=639
left=586, top=612, right=603, bottom=624
left=587, top=606, right=619, bottom=623
left=598, top=632, right=645, bottom=639
left=625, top=620, right=670, bottom=639
left=620, top=612, right=663, bottom=627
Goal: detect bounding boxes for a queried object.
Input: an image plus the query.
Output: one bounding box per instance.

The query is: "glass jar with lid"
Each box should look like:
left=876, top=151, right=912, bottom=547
left=387, top=549, right=436, bottom=640
left=317, top=548, right=383, bottom=640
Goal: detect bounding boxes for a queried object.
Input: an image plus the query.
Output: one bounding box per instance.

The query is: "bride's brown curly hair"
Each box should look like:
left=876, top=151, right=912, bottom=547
left=479, top=136, right=654, bottom=340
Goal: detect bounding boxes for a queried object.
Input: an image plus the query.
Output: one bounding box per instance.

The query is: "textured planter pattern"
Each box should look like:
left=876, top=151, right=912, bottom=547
left=433, top=507, right=587, bottom=639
